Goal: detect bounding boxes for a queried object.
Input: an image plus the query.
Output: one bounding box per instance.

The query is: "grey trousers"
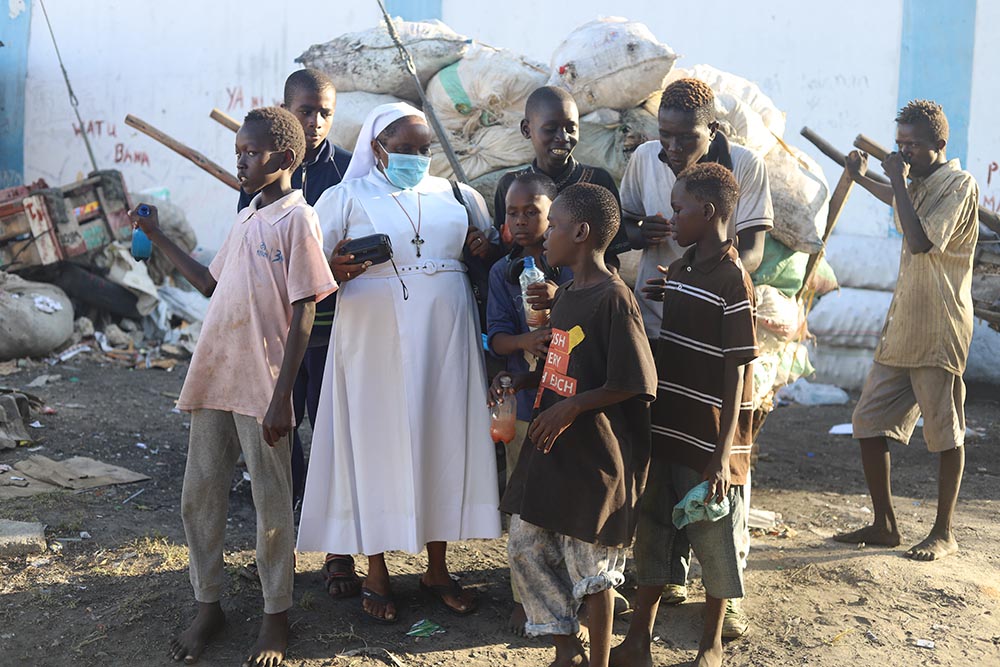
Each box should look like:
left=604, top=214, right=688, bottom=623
left=183, top=409, right=294, bottom=614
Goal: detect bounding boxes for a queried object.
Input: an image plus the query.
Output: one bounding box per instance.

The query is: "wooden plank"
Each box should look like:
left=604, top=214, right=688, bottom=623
left=124, top=115, right=239, bottom=191
left=210, top=108, right=240, bottom=133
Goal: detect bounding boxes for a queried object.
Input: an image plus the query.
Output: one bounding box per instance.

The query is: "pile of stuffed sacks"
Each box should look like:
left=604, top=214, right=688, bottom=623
left=297, top=16, right=856, bottom=406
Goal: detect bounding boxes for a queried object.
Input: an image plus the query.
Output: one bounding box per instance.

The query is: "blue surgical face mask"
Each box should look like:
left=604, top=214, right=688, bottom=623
left=378, top=141, right=431, bottom=189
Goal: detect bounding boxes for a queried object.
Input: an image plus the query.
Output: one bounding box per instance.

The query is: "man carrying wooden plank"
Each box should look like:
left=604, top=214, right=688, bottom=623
left=834, top=100, right=979, bottom=562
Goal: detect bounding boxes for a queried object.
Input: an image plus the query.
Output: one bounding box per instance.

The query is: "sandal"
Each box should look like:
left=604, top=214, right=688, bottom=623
left=323, top=555, right=361, bottom=599
left=360, top=586, right=399, bottom=624
left=419, top=577, right=479, bottom=616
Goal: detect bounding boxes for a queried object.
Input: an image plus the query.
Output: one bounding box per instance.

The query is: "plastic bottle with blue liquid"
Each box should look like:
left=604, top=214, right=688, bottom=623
left=131, top=205, right=152, bottom=261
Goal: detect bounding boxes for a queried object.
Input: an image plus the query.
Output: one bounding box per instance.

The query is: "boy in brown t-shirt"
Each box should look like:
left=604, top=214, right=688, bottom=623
left=493, top=183, right=656, bottom=667
left=612, top=163, right=757, bottom=667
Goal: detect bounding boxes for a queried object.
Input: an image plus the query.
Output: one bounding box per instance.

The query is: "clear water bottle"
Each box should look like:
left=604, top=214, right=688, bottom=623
left=490, top=376, right=517, bottom=444
left=519, top=256, right=549, bottom=329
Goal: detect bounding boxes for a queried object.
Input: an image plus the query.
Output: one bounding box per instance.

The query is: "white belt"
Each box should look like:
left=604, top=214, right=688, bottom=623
left=358, top=258, right=466, bottom=279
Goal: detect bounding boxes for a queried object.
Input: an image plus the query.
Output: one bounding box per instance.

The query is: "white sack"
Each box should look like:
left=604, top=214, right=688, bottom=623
left=547, top=17, right=677, bottom=115
left=825, top=233, right=901, bottom=291
left=766, top=144, right=830, bottom=254
left=807, top=287, right=890, bottom=349
left=0, top=273, right=74, bottom=360
left=426, top=44, right=547, bottom=137
left=297, top=20, right=469, bottom=101
left=328, top=92, right=406, bottom=154
left=430, top=125, right=536, bottom=181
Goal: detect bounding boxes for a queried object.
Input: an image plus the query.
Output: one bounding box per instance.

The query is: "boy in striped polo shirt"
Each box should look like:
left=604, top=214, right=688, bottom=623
left=611, top=163, right=756, bottom=667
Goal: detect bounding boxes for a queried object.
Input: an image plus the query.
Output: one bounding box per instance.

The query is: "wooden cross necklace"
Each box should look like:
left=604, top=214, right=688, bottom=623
left=390, top=192, right=424, bottom=257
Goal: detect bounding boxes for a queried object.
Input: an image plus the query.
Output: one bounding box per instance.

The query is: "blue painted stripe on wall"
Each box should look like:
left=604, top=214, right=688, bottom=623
left=897, top=0, right=977, bottom=164
left=0, top=3, right=32, bottom=188
left=384, top=0, right=442, bottom=21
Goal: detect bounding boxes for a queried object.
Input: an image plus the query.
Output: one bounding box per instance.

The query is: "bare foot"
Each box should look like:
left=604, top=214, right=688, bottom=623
left=692, top=643, right=723, bottom=667
left=242, top=611, right=288, bottom=667
left=906, top=532, right=958, bottom=561
left=833, top=524, right=901, bottom=547
left=551, top=634, right=587, bottom=667
left=170, top=602, right=225, bottom=664
left=508, top=603, right=527, bottom=637
left=609, top=638, right=652, bottom=667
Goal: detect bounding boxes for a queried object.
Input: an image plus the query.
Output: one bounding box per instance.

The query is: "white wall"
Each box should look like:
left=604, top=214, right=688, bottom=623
left=20, top=0, right=949, bottom=252
left=968, top=0, right=1000, bottom=222
left=23, top=1, right=380, bottom=250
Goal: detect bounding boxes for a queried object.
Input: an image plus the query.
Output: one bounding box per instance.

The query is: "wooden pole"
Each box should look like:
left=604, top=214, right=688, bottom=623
left=374, top=0, right=469, bottom=183
left=854, top=134, right=1000, bottom=235
left=210, top=108, right=241, bottom=132
left=124, top=114, right=240, bottom=191
left=797, top=168, right=854, bottom=300
left=800, top=127, right=888, bottom=184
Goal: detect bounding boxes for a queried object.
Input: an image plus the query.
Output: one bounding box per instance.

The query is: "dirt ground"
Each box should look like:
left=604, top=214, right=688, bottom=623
left=1, top=355, right=999, bottom=667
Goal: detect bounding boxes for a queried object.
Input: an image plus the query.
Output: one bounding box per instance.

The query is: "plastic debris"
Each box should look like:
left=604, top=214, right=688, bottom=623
left=28, top=421, right=43, bottom=429
left=406, top=619, right=445, bottom=637
left=135, top=442, right=148, bottom=450
left=828, top=423, right=853, bottom=436
left=913, top=638, right=935, bottom=649
left=26, top=374, right=61, bottom=388
left=776, top=379, right=849, bottom=406
left=748, top=508, right=780, bottom=529
left=33, top=296, right=63, bottom=314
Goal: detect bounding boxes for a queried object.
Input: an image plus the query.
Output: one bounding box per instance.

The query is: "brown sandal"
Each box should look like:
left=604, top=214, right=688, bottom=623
left=323, top=555, right=361, bottom=599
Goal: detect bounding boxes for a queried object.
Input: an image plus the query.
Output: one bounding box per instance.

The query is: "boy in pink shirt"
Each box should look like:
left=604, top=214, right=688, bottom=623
left=129, top=106, right=336, bottom=667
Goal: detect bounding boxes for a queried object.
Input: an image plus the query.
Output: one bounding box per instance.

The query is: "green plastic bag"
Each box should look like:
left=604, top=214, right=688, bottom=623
left=752, top=236, right=808, bottom=297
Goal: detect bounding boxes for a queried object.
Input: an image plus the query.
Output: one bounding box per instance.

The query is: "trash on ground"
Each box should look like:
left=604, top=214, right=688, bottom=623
left=406, top=618, right=446, bottom=637
left=828, top=423, right=853, bottom=436
left=776, top=379, right=849, bottom=406
left=121, top=488, right=146, bottom=504
left=0, top=455, right=149, bottom=500
left=57, top=344, right=92, bottom=362
left=748, top=508, right=781, bottom=529
left=913, top=638, right=935, bottom=649
left=339, top=647, right=409, bottom=667
left=0, top=391, right=35, bottom=449
left=25, top=374, right=61, bottom=388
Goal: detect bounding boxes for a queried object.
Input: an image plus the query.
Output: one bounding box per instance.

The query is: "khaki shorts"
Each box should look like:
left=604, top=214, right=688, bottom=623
left=852, top=363, right=966, bottom=452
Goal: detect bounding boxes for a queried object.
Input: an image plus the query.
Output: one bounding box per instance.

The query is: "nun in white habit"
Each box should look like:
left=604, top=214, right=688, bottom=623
left=298, top=102, right=501, bottom=622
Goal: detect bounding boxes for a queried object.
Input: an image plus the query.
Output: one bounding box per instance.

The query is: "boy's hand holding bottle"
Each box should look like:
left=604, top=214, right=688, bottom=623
left=127, top=203, right=161, bottom=238
left=525, top=280, right=558, bottom=312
